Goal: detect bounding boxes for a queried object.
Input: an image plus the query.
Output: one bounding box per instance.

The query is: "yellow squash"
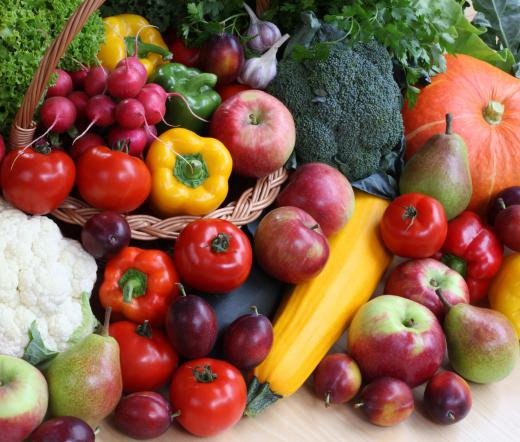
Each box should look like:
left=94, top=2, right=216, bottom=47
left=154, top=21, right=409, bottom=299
left=247, top=192, right=392, bottom=415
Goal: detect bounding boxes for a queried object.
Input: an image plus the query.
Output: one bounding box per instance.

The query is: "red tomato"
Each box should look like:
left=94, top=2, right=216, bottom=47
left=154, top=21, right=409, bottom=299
left=168, top=35, right=200, bottom=67
left=380, top=192, right=448, bottom=258
left=109, top=320, right=178, bottom=393
left=169, top=358, right=246, bottom=437
left=216, top=83, right=252, bottom=102
left=174, top=219, right=253, bottom=293
left=1, top=146, right=75, bottom=215
left=76, top=145, right=151, bottom=212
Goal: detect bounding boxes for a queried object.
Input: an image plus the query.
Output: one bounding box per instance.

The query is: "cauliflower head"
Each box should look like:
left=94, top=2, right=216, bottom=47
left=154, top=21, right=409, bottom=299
left=0, top=199, right=98, bottom=359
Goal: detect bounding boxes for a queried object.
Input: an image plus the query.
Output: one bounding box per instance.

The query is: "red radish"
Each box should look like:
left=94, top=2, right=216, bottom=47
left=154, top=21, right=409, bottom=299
left=84, top=66, right=108, bottom=96
left=69, top=132, right=105, bottom=160
left=115, top=98, right=146, bottom=129
left=116, top=57, right=148, bottom=80
left=142, top=83, right=167, bottom=101
left=40, top=97, right=77, bottom=133
left=67, top=91, right=89, bottom=120
left=136, top=87, right=166, bottom=125
left=46, top=69, right=73, bottom=97
left=85, top=95, right=116, bottom=127
left=108, top=126, right=147, bottom=157
left=144, top=124, right=157, bottom=148
left=68, top=69, right=89, bottom=89
left=107, top=60, right=147, bottom=99
left=0, top=135, right=5, bottom=164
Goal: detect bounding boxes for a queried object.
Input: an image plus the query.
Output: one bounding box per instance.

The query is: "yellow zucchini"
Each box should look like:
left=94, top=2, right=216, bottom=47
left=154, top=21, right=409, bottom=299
left=246, top=191, right=392, bottom=415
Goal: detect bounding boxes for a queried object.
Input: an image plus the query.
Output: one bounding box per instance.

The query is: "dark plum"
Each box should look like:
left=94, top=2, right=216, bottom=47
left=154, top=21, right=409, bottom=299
left=312, top=353, right=362, bottom=406
left=81, top=211, right=131, bottom=259
left=199, top=33, right=244, bottom=86
left=114, top=391, right=172, bottom=440
left=355, top=377, right=414, bottom=427
left=487, top=186, right=520, bottom=225
left=495, top=205, right=520, bottom=251
left=165, top=285, right=217, bottom=358
left=223, top=306, right=273, bottom=370
left=30, top=416, right=94, bottom=442
left=423, top=371, right=472, bottom=424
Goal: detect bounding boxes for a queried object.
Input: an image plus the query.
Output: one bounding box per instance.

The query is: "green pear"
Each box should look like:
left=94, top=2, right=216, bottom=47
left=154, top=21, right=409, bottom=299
left=443, top=300, right=519, bottom=383
left=400, top=113, right=472, bottom=219
left=46, top=309, right=122, bottom=424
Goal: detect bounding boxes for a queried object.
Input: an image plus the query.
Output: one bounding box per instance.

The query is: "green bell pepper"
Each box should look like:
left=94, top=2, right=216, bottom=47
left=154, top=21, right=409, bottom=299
left=150, top=63, right=221, bottom=133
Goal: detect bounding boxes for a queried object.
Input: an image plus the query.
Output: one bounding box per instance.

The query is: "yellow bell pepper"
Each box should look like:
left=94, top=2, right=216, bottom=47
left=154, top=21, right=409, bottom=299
left=145, top=128, right=232, bottom=216
left=98, top=14, right=171, bottom=77
left=489, top=253, right=520, bottom=339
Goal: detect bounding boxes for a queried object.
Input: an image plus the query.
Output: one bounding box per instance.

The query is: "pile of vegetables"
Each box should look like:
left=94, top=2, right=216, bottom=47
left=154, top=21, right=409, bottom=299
left=3, top=1, right=520, bottom=441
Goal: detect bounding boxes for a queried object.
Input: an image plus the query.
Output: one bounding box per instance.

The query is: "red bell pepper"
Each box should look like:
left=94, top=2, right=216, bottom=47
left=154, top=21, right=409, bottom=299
left=99, top=247, right=180, bottom=326
left=436, top=211, right=503, bottom=304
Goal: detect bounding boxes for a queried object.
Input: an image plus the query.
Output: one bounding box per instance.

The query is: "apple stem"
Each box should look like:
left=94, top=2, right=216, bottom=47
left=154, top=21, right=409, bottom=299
left=429, top=279, right=439, bottom=288
left=447, top=410, right=455, bottom=421
left=325, top=391, right=331, bottom=408
left=435, top=289, right=452, bottom=311
left=102, top=307, right=112, bottom=337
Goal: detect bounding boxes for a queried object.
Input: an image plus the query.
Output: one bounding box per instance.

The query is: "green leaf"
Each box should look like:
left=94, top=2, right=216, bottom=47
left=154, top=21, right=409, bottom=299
left=473, top=0, right=520, bottom=58
left=22, top=321, right=58, bottom=367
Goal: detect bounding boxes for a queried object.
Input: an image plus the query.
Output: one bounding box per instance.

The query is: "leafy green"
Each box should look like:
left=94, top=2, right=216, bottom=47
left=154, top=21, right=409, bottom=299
left=0, top=0, right=104, bottom=137
left=22, top=321, right=58, bottom=367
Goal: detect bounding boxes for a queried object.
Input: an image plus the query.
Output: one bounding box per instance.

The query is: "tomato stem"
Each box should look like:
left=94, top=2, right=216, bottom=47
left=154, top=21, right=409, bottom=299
left=211, top=232, right=231, bottom=253
left=193, top=364, right=218, bottom=383
left=402, top=205, right=417, bottom=231
left=33, top=143, right=52, bottom=155
left=119, top=268, right=148, bottom=303
left=135, top=320, right=153, bottom=339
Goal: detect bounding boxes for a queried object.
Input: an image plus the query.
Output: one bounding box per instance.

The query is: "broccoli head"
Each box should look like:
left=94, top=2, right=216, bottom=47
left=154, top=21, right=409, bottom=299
left=268, top=40, right=403, bottom=182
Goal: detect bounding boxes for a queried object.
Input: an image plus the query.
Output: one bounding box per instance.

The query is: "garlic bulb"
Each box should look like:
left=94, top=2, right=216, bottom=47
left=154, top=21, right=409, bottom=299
left=238, top=34, right=290, bottom=89
left=244, top=2, right=282, bottom=54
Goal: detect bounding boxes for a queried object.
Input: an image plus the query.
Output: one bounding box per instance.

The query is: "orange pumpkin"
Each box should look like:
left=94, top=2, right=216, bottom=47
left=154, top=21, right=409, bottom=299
left=402, top=54, right=520, bottom=214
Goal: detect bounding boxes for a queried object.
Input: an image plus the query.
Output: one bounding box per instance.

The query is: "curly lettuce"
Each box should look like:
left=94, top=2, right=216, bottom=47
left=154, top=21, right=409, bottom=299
left=0, top=0, right=104, bottom=137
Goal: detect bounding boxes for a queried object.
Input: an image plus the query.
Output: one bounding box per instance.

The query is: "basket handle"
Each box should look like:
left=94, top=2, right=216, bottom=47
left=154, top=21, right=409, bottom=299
left=9, top=0, right=105, bottom=149
left=8, top=0, right=271, bottom=149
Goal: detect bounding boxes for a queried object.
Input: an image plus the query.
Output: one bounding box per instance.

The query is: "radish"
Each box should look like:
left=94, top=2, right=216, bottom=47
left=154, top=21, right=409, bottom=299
left=46, top=69, right=73, bottom=98
left=0, top=135, right=5, bottom=164
left=69, top=132, right=104, bottom=160
left=108, top=126, right=148, bottom=157
left=107, top=59, right=147, bottom=99
left=84, top=66, right=108, bottom=97
left=115, top=98, right=145, bottom=129
left=142, top=83, right=167, bottom=101
left=116, top=57, right=148, bottom=80
left=40, top=97, right=77, bottom=133
left=73, top=95, right=116, bottom=144
left=144, top=124, right=157, bottom=148
left=136, top=87, right=166, bottom=125
left=67, top=91, right=89, bottom=120
left=68, top=69, right=89, bottom=89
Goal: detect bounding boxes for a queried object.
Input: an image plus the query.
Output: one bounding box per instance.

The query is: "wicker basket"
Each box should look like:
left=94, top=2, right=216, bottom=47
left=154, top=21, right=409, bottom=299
left=8, top=0, right=287, bottom=240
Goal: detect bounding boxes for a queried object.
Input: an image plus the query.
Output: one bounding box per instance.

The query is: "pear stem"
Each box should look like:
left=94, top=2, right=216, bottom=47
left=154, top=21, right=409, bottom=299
left=435, top=289, right=452, bottom=312
left=102, top=307, right=112, bottom=337
left=445, top=113, right=453, bottom=135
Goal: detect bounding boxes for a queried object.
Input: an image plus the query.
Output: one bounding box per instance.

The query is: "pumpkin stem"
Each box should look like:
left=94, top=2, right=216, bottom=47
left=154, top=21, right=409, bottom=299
left=483, top=101, right=505, bottom=125
left=445, top=113, right=453, bottom=135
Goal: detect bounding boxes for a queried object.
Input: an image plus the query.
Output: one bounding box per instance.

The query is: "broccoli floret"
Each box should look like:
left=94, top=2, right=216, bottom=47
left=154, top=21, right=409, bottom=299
left=268, top=40, right=403, bottom=182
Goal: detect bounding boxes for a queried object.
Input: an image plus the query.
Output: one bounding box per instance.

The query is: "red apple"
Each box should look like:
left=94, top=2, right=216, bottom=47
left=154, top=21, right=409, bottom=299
left=348, top=295, right=446, bottom=387
left=355, top=377, right=414, bottom=426
left=276, top=163, right=355, bottom=237
left=254, top=206, right=329, bottom=284
left=199, top=33, right=244, bottom=86
left=209, top=90, right=295, bottom=178
left=385, top=258, right=469, bottom=321
left=0, top=355, right=48, bottom=442
left=423, top=371, right=472, bottom=425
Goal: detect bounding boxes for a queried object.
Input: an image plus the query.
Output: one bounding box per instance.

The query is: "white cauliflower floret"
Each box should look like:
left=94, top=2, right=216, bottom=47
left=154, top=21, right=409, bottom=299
left=0, top=199, right=98, bottom=358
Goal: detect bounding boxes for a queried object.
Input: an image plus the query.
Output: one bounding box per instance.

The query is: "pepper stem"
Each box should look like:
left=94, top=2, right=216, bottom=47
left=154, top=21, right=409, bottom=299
left=125, top=36, right=173, bottom=61
left=193, top=364, right=218, bottom=383
left=135, top=320, right=153, bottom=339
left=174, top=153, right=209, bottom=189
left=119, top=269, right=148, bottom=303
left=211, top=232, right=231, bottom=253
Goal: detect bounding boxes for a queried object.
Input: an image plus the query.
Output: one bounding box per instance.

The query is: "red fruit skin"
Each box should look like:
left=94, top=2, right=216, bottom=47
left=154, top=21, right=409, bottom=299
left=69, top=133, right=105, bottom=160
left=114, top=392, right=172, bottom=440
left=0, top=135, right=5, bottom=165
left=199, top=33, right=244, bottom=86
left=254, top=206, right=330, bottom=284
left=358, top=377, right=415, bottom=427
left=46, top=69, right=73, bottom=97
left=423, top=371, right=472, bottom=425
left=30, top=417, right=94, bottom=442
left=312, top=353, right=362, bottom=405
left=67, top=91, right=89, bottom=120
left=495, top=205, right=520, bottom=251
left=216, top=83, right=251, bottom=102
left=487, top=186, right=520, bottom=225
left=210, top=90, right=295, bottom=178
left=84, top=66, right=108, bottom=97
left=276, top=163, right=355, bottom=237
left=68, top=69, right=89, bottom=89
left=223, top=312, right=273, bottom=370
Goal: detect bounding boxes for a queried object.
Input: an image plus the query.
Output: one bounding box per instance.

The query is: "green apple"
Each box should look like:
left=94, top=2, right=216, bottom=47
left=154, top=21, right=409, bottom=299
left=348, top=295, right=446, bottom=387
left=0, top=355, right=48, bottom=442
